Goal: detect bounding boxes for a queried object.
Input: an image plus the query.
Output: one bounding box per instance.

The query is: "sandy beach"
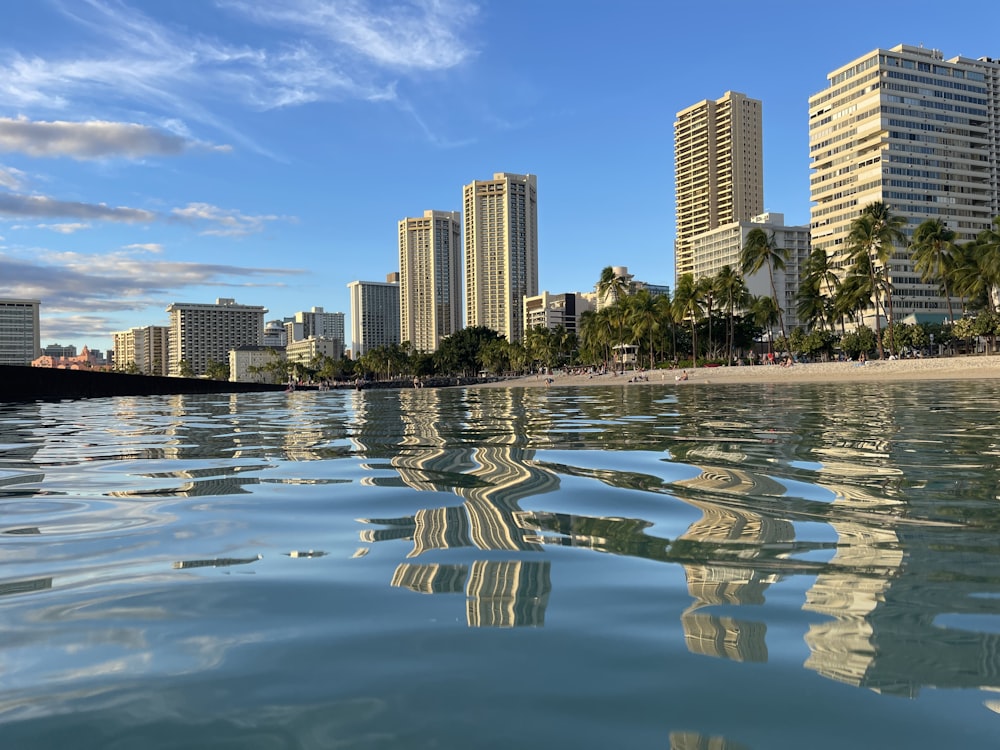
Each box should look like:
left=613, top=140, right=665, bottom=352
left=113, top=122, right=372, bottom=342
left=472, top=354, right=1000, bottom=388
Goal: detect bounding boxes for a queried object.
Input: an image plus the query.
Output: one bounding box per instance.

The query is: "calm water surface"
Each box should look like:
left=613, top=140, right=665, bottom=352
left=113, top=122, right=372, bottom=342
left=2, top=382, right=1000, bottom=749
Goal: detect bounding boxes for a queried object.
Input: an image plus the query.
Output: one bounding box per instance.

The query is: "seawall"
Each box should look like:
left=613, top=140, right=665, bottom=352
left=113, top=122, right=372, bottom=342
left=0, top=365, right=287, bottom=403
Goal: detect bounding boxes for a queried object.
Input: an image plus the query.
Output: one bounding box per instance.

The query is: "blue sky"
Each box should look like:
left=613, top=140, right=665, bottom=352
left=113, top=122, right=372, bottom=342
left=1, top=0, right=996, bottom=354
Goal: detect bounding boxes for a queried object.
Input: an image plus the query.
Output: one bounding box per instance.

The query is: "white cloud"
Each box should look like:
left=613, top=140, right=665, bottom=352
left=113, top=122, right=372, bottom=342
left=0, top=163, right=26, bottom=189
left=0, top=192, right=156, bottom=222
left=37, top=222, right=91, bottom=234
left=0, top=1, right=478, bottom=139
left=220, top=0, right=479, bottom=71
left=171, top=202, right=287, bottom=237
left=123, top=243, right=163, bottom=253
left=1, top=249, right=306, bottom=315
left=0, top=116, right=227, bottom=159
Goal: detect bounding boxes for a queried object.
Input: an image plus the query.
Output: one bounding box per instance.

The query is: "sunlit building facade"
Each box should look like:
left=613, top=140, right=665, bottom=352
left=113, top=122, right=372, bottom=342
left=809, top=44, right=1000, bottom=323
left=112, top=325, right=170, bottom=375
left=166, top=298, right=266, bottom=377
left=347, top=276, right=400, bottom=358
left=463, top=172, right=538, bottom=343
left=674, top=91, right=764, bottom=285
left=399, top=210, right=463, bottom=353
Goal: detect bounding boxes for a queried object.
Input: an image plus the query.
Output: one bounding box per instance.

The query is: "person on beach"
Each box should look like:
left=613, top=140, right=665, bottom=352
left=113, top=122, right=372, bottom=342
left=675, top=370, right=689, bottom=381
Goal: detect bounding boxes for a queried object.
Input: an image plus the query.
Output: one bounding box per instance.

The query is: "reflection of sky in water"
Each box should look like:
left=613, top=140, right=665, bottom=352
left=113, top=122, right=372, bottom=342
left=2, top=383, right=1000, bottom=747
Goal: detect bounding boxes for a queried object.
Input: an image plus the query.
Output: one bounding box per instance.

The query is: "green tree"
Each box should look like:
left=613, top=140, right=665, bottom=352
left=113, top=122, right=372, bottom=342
left=715, top=265, right=749, bottom=365
left=911, top=218, right=959, bottom=324
left=176, top=359, right=194, bottom=378
left=741, top=228, right=789, bottom=343
left=673, top=273, right=703, bottom=365
left=433, top=326, right=504, bottom=377
left=205, top=359, right=230, bottom=381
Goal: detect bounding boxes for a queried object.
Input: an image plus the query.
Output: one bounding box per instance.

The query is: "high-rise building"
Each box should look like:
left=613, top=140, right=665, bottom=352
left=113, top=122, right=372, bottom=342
left=165, top=298, right=266, bottom=376
left=112, top=325, right=170, bottom=375
left=347, top=275, right=400, bottom=358
left=463, top=172, right=538, bottom=343
left=674, top=91, right=764, bottom=284
left=809, top=44, right=1000, bottom=323
left=286, top=307, right=345, bottom=360
left=399, top=210, right=463, bottom=352
left=0, top=299, right=41, bottom=366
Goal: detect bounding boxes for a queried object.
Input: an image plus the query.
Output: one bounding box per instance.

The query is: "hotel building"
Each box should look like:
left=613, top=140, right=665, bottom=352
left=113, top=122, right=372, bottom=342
left=523, top=292, right=593, bottom=336
left=112, top=325, right=170, bottom=375
left=809, top=44, right=1000, bottom=322
left=689, top=212, right=811, bottom=332
left=0, top=299, right=41, bottom=366
left=285, top=307, right=345, bottom=360
left=674, top=91, right=764, bottom=284
left=347, top=275, right=401, bottom=358
left=165, top=298, right=266, bottom=376
left=399, top=210, right=463, bottom=353
left=463, top=172, right=538, bottom=343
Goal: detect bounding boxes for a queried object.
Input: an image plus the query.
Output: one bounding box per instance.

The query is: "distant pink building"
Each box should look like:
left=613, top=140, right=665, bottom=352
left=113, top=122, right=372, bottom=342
left=31, top=346, right=111, bottom=371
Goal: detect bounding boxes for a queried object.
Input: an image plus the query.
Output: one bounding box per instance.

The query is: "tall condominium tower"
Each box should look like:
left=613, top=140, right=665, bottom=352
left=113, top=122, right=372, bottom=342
left=0, top=298, right=41, bottom=366
left=674, top=91, right=764, bottom=284
left=463, top=172, right=538, bottom=343
left=347, top=275, right=400, bottom=358
left=809, top=44, right=1000, bottom=321
left=165, top=298, right=266, bottom=376
left=112, top=325, right=170, bottom=375
left=399, top=210, right=463, bottom=352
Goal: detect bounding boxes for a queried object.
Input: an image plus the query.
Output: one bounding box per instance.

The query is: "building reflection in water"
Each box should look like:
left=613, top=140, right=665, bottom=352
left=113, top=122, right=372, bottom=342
left=669, top=731, right=751, bottom=750
left=355, top=388, right=557, bottom=626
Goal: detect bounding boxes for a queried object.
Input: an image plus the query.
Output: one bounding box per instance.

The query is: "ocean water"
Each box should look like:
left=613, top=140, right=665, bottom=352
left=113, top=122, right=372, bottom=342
left=1, top=382, right=999, bottom=749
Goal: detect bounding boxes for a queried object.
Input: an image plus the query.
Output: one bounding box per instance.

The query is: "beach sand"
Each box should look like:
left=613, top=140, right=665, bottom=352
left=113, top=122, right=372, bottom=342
left=471, top=355, right=1000, bottom=388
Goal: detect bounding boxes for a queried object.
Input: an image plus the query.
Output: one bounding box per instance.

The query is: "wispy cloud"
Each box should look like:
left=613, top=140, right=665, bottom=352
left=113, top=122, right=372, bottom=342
left=123, top=242, right=163, bottom=253
left=220, top=0, right=479, bottom=71
left=2, top=248, right=306, bottom=314
left=0, top=192, right=155, bottom=222
left=0, top=163, right=26, bottom=189
left=0, top=116, right=228, bottom=159
left=0, top=1, right=478, bottom=132
left=37, top=222, right=91, bottom=233
left=171, top=202, right=289, bottom=236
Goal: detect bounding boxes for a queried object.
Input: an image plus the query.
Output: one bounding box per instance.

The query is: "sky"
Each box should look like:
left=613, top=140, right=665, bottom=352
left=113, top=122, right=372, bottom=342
left=1, top=0, right=997, bottom=354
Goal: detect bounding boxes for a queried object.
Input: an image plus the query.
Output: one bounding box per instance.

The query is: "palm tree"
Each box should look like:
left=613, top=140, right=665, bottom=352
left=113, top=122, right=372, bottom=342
left=798, top=247, right=840, bottom=331
left=846, top=202, right=907, bottom=358
left=715, top=265, right=748, bottom=365
left=627, top=289, right=660, bottom=369
left=696, top=275, right=716, bottom=358
left=596, top=266, right=630, bottom=371
left=911, top=218, right=959, bottom=324
left=673, top=273, right=703, bottom=365
left=750, top=294, right=781, bottom=357
left=741, top=228, right=789, bottom=343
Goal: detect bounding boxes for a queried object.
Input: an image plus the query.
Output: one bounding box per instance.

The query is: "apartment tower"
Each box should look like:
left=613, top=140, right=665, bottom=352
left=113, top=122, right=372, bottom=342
left=809, top=44, right=1000, bottom=322
left=399, top=210, right=463, bottom=352
left=0, top=298, right=41, bottom=366
left=463, top=173, right=538, bottom=343
left=347, top=275, right=400, bottom=358
left=112, top=325, right=170, bottom=375
left=165, top=298, right=266, bottom=376
left=674, top=91, right=764, bottom=284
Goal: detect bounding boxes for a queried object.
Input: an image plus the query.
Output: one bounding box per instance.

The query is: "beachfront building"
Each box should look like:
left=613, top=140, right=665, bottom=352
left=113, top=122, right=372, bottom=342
left=593, top=267, right=671, bottom=311
left=523, top=292, right=593, bottom=336
left=463, top=172, right=538, bottom=343
left=674, top=91, right=764, bottom=286
left=0, top=298, right=41, bottom=366
left=689, top=212, right=811, bottom=332
left=230, top=345, right=284, bottom=384
left=112, top=325, right=170, bottom=375
left=399, top=210, right=463, bottom=353
left=285, top=307, right=345, bottom=360
left=166, top=298, right=266, bottom=377
left=809, top=44, right=1000, bottom=326
left=347, top=275, right=400, bottom=358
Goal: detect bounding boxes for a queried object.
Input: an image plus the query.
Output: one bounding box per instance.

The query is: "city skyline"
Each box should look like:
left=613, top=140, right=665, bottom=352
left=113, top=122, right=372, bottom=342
left=1, top=1, right=997, bottom=353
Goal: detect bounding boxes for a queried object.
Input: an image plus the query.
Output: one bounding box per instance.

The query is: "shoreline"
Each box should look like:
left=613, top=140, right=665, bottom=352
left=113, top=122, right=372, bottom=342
left=469, top=355, right=1000, bottom=388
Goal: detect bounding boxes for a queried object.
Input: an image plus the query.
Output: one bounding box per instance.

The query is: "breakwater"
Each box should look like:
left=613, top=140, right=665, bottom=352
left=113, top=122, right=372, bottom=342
left=0, top=365, right=286, bottom=403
